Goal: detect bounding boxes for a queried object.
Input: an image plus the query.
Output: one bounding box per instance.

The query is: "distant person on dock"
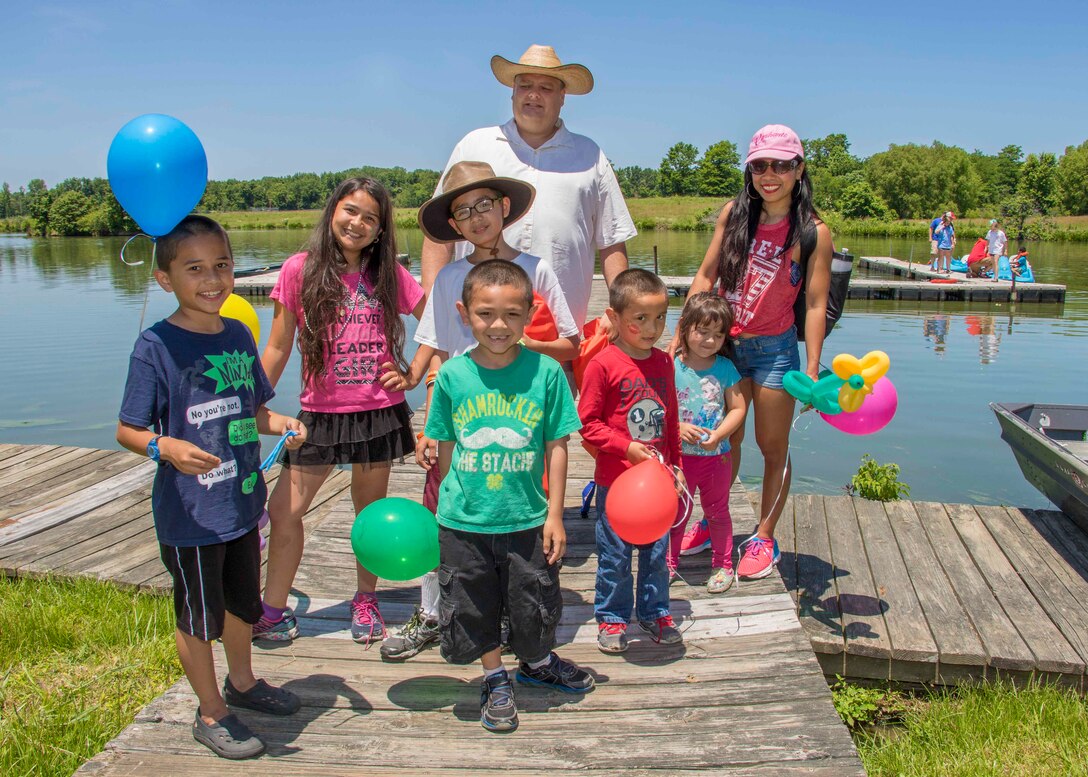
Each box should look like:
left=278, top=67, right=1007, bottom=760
left=117, top=215, right=307, bottom=759
left=255, top=178, right=430, bottom=647
left=933, top=212, right=956, bottom=274
left=672, top=124, right=833, bottom=582
left=420, top=44, right=636, bottom=338
left=978, top=219, right=1008, bottom=279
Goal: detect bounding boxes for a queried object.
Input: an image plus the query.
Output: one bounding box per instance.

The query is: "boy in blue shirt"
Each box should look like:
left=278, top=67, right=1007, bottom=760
left=425, top=260, right=594, bottom=732
left=117, top=216, right=306, bottom=760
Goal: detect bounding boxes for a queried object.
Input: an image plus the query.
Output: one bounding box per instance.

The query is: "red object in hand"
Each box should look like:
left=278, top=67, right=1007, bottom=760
left=524, top=292, right=559, bottom=342
left=605, top=458, right=678, bottom=544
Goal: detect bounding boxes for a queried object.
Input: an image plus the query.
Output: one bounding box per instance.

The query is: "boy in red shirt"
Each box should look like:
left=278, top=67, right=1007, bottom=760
left=578, top=269, right=684, bottom=654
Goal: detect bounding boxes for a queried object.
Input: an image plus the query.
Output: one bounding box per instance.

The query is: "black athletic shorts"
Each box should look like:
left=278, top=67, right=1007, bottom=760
left=437, top=525, right=562, bottom=665
left=159, top=527, right=263, bottom=641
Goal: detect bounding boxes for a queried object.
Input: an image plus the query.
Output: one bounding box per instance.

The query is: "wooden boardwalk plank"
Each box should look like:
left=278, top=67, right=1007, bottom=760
left=977, top=505, right=1088, bottom=670
left=914, top=501, right=1034, bottom=672
left=789, top=494, right=845, bottom=675
left=946, top=503, right=1084, bottom=676
left=820, top=496, right=891, bottom=680
left=882, top=500, right=986, bottom=682
left=0, top=443, right=60, bottom=471
left=851, top=498, right=938, bottom=681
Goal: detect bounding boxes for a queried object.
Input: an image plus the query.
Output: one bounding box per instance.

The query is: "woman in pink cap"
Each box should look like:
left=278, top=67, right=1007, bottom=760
left=673, top=124, right=832, bottom=581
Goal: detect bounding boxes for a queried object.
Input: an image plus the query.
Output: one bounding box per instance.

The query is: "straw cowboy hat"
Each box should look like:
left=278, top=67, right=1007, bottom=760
left=417, top=161, right=536, bottom=244
left=490, top=44, right=594, bottom=95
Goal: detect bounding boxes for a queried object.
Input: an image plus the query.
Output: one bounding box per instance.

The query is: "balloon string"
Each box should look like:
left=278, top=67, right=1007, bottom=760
left=135, top=240, right=156, bottom=336
left=119, top=232, right=149, bottom=266
left=261, top=430, right=298, bottom=471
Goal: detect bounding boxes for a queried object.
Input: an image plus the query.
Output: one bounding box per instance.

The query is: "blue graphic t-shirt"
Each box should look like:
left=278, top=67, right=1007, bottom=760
left=674, top=355, right=741, bottom=456
left=119, top=318, right=275, bottom=547
left=425, top=348, right=582, bottom=533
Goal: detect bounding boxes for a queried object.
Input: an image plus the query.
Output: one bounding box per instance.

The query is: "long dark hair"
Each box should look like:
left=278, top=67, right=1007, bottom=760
left=298, top=177, right=405, bottom=382
left=677, top=292, right=734, bottom=360
left=718, top=158, right=819, bottom=294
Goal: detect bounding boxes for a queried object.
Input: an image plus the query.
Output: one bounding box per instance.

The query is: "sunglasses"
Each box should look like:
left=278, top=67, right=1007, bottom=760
left=748, top=159, right=800, bottom=175
left=451, top=196, right=502, bottom=222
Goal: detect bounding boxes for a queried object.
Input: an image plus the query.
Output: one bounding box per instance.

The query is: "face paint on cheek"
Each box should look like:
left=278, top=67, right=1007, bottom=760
left=627, top=324, right=641, bottom=335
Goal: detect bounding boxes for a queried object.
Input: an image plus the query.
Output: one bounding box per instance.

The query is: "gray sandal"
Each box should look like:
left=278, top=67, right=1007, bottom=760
left=224, top=677, right=301, bottom=716
left=192, top=711, right=265, bottom=759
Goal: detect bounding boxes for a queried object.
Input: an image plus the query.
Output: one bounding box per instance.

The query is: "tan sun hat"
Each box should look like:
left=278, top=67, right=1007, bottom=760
left=417, top=161, right=536, bottom=244
left=490, top=44, right=594, bottom=95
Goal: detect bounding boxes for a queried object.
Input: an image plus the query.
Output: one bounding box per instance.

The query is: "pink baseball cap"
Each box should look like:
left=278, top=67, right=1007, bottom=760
left=745, top=124, right=804, bottom=164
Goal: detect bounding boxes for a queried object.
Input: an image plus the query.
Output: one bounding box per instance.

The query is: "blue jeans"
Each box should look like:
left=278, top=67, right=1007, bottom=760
left=731, top=328, right=800, bottom=390
left=594, top=483, right=671, bottom=624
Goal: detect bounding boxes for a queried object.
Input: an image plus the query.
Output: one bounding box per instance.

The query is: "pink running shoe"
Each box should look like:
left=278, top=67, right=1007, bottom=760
left=679, top=519, right=711, bottom=556
left=350, top=593, right=386, bottom=644
left=736, top=535, right=781, bottom=580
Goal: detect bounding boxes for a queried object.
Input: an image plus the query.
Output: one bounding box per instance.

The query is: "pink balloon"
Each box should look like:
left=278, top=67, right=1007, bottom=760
left=819, top=377, right=898, bottom=435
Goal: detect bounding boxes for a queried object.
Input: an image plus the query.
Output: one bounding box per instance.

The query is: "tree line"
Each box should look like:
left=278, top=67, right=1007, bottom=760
left=0, top=167, right=440, bottom=237
left=616, top=135, right=1088, bottom=229
left=4, top=135, right=1088, bottom=237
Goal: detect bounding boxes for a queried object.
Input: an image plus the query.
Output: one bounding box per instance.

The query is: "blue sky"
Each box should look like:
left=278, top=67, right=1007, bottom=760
left=2, top=1, right=1085, bottom=187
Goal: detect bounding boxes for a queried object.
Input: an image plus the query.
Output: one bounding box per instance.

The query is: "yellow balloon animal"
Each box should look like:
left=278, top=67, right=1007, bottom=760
left=832, top=350, right=890, bottom=413
left=220, top=293, right=261, bottom=345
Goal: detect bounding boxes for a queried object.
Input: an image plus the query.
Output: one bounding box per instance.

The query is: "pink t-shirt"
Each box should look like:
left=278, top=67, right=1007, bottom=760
left=270, top=252, right=424, bottom=413
left=720, top=218, right=800, bottom=338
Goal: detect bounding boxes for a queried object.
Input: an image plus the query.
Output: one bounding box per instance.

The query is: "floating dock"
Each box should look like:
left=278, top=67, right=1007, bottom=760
left=234, top=259, right=1066, bottom=305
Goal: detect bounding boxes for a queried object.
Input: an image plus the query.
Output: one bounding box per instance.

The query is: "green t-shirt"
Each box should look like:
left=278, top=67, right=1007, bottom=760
left=425, top=348, right=582, bottom=533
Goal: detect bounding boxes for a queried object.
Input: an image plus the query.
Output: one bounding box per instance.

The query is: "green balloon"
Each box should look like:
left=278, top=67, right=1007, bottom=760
left=350, top=497, right=439, bottom=581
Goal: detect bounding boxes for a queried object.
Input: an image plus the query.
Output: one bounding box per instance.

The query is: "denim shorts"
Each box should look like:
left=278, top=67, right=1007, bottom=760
left=731, top=328, right=800, bottom=390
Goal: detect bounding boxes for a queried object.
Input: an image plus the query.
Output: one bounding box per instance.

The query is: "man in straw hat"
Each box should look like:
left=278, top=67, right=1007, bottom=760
left=420, top=44, right=637, bottom=337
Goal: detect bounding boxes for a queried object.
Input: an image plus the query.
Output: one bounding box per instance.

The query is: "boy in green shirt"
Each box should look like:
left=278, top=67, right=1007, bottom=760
left=425, top=260, right=594, bottom=733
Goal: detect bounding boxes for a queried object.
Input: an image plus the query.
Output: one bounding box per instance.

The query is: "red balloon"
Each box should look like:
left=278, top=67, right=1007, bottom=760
left=605, top=459, right=678, bottom=544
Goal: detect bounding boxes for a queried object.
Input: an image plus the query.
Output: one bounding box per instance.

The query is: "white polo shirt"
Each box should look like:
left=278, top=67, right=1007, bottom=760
left=439, top=118, right=637, bottom=329
left=414, top=253, right=579, bottom=358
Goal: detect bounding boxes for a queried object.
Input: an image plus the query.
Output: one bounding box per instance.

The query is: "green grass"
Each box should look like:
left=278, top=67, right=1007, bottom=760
left=0, top=575, right=180, bottom=777
left=843, top=680, right=1088, bottom=776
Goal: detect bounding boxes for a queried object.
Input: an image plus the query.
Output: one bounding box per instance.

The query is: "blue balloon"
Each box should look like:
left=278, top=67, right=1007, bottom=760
left=107, top=114, right=208, bottom=237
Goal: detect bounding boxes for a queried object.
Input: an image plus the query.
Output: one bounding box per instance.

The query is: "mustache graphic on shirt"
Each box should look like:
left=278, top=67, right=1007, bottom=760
left=458, top=426, right=533, bottom=450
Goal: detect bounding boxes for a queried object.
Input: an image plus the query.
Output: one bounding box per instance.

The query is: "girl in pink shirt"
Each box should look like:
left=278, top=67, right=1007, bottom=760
left=676, top=124, right=833, bottom=582
left=255, top=178, right=429, bottom=644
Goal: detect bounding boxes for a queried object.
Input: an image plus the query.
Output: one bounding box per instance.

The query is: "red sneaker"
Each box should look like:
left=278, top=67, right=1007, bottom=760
left=679, top=519, right=711, bottom=556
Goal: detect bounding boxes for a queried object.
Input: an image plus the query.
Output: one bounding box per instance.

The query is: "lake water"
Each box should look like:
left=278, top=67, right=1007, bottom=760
left=3, top=227, right=1086, bottom=511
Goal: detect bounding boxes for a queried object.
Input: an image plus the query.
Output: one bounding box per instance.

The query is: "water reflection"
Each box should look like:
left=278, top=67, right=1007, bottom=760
left=964, top=315, right=1002, bottom=364
left=923, top=314, right=950, bottom=358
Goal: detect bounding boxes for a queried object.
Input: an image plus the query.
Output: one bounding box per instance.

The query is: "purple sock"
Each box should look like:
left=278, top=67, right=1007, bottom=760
left=262, top=601, right=286, bottom=622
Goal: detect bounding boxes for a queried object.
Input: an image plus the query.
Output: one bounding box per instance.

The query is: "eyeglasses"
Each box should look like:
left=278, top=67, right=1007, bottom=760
left=748, top=159, right=800, bottom=175
left=451, top=197, right=501, bottom=222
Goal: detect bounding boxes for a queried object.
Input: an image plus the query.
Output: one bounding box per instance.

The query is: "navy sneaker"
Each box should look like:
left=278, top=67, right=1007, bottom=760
left=480, top=669, right=518, bottom=732
left=516, top=652, right=595, bottom=693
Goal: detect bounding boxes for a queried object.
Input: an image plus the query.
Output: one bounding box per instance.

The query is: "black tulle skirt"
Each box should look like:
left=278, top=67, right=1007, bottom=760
left=280, top=401, right=414, bottom=468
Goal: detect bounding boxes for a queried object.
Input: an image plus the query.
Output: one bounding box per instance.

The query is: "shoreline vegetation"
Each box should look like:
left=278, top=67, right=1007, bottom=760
left=6, top=199, right=1088, bottom=243
left=5, top=133, right=1088, bottom=241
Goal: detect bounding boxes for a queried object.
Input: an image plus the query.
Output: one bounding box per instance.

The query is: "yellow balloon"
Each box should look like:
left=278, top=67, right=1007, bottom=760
left=220, top=293, right=260, bottom=345
left=832, top=350, right=890, bottom=413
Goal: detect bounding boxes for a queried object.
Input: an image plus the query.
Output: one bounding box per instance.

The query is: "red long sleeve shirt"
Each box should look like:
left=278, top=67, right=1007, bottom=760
left=578, top=344, right=682, bottom=488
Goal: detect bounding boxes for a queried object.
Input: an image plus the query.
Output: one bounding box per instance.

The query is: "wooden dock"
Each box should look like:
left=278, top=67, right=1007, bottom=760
left=234, top=261, right=1066, bottom=305
left=0, top=441, right=863, bottom=775
left=773, top=493, right=1088, bottom=688
left=854, top=256, right=1066, bottom=303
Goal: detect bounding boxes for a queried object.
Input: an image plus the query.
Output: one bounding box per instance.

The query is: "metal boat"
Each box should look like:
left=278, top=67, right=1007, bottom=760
left=991, top=402, right=1088, bottom=530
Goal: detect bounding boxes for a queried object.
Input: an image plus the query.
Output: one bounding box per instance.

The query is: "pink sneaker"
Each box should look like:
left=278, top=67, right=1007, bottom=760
left=350, top=593, right=385, bottom=644
left=736, top=535, right=780, bottom=579
left=679, top=519, right=711, bottom=556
